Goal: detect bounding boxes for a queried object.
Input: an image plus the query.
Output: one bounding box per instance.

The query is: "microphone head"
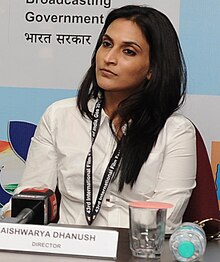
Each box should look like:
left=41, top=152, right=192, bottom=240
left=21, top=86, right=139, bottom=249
left=12, top=188, right=57, bottom=225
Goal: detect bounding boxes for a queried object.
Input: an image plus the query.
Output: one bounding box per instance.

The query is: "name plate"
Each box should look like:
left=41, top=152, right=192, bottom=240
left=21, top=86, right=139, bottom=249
left=0, top=223, right=119, bottom=259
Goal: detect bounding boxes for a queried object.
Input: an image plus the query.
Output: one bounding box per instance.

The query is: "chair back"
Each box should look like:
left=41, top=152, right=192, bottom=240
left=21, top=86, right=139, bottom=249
left=183, top=127, right=219, bottom=222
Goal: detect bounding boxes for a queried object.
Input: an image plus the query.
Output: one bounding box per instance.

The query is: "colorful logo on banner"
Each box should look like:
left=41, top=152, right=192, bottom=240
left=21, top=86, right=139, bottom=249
left=216, top=165, right=220, bottom=200
left=0, top=121, right=36, bottom=207
left=211, top=142, right=220, bottom=207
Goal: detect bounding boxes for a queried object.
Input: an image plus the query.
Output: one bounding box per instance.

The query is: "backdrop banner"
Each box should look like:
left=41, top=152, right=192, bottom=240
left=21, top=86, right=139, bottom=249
left=0, top=0, right=179, bottom=90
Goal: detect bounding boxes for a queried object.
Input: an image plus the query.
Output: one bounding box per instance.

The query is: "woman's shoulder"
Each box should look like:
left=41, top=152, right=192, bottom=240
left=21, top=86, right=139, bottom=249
left=165, top=112, right=195, bottom=130
left=44, top=97, right=77, bottom=114
left=154, top=113, right=196, bottom=152
left=39, top=97, right=78, bottom=124
left=48, top=97, right=77, bottom=109
left=161, top=113, right=196, bottom=139
left=156, top=113, right=196, bottom=148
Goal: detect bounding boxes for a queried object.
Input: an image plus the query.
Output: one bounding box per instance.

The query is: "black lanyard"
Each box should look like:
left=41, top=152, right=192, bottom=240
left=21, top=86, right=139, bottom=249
left=84, top=97, right=121, bottom=225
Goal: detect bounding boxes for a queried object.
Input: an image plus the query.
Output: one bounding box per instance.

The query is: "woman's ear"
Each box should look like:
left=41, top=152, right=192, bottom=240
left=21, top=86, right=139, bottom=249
left=146, top=69, right=152, bottom=80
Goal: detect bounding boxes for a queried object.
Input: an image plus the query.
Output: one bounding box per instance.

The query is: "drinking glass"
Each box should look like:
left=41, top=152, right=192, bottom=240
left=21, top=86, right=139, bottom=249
left=129, top=201, right=173, bottom=259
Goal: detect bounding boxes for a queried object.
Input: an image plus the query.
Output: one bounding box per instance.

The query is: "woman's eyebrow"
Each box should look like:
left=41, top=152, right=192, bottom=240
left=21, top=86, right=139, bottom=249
left=103, top=34, right=112, bottom=41
left=103, top=33, right=142, bottom=50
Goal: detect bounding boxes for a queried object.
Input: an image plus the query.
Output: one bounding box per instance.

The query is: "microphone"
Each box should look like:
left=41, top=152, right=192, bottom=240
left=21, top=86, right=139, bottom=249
left=0, top=188, right=57, bottom=225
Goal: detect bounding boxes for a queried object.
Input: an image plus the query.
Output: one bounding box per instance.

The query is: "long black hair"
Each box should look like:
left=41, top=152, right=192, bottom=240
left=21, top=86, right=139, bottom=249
left=77, top=5, right=187, bottom=191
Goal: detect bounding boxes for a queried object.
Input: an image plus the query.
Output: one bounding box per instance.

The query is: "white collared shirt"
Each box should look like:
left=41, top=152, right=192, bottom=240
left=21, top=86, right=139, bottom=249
left=3, top=97, right=196, bottom=232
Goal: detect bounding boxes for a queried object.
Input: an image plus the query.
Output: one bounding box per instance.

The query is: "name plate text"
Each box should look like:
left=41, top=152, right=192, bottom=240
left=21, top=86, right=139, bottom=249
left=0, top=223, right=119, bottom=259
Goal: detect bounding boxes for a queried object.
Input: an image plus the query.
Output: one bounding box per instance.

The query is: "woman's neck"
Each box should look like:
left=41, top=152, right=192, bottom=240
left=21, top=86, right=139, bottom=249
left=103, top=91, right=129, bottom=118
left=103, top=92, right=128, bottom=139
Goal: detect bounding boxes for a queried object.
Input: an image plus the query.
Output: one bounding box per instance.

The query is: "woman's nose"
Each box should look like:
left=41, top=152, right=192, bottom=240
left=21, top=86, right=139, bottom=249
left=104, top=48, right=118, bottom=64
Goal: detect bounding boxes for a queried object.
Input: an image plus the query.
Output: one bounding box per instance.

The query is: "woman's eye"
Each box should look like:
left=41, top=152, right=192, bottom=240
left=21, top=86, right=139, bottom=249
left=102, top=40, right=112, bottom=48
left=123, top=49, right=136, bottom=56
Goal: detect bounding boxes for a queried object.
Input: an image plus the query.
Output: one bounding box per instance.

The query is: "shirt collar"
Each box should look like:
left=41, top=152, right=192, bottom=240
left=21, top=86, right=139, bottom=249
left=88, top=98, right=109, bottom=127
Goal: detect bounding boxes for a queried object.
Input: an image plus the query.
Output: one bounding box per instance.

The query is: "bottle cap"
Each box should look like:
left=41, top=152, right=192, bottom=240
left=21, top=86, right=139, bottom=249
left=178, top=241, right=195, bottom=258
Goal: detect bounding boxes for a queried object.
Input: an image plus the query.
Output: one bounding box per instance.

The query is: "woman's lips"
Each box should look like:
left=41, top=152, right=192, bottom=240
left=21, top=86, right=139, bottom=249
left=100, top=68, right=117, bottom=77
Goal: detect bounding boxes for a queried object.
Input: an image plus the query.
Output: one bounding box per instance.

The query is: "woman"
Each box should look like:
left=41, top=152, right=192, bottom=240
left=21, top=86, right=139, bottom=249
left=3, top=5, right=196, bottom=232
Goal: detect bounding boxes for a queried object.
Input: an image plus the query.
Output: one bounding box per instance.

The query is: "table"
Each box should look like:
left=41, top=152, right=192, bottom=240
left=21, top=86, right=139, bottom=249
left=0, top=228, right=219, bottom=261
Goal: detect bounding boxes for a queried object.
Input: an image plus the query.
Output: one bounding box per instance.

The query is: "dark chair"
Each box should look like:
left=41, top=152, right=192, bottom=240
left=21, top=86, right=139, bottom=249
left=183, top=127, right=220, bottom=222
